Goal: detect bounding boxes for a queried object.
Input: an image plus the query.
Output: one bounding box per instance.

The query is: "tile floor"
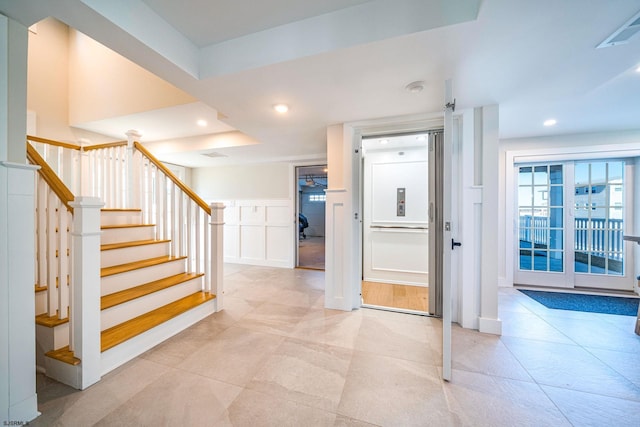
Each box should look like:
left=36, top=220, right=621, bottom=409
left=31, top=264, right=640, bottom=426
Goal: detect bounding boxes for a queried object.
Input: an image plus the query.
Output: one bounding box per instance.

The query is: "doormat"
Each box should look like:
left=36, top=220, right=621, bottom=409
left=518, top=289, right=639, bottom=316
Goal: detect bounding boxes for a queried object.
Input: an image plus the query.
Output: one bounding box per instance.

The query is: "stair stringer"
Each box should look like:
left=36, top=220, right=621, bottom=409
left=101, top=297, right=217, bottom=375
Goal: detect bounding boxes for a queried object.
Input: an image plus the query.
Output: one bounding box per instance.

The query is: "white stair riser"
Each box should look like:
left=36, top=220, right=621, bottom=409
left=101, top=211, right=143, bottom=227
left=36, top=291, right=47, bottom=316
left=101, top=278, right=203, bottom=330
left=101, top=242, right=170, bottom=268
left=36, top=323, right=69, bottom=352
left=101, top=260, right=186, bottom=296
left=101, top=298, right=216, bottom=376
left=101, top=226, right=156, bottom=245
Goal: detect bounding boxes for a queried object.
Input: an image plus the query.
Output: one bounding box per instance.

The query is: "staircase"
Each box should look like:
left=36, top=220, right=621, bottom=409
left=29, top=134, right=224, bottom=389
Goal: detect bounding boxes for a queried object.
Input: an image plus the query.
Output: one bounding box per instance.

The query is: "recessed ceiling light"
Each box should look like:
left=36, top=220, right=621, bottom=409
left=405, top=81, right=425, bottom=93
left=543, top=119, right=557, bottom=127
left=636, top=65, right=640, bottom=72
left=196, top=119, right=207, bottom=127
left=273, top=104, right=289, bottom=113
left=380, top=139, right=389, bottom=144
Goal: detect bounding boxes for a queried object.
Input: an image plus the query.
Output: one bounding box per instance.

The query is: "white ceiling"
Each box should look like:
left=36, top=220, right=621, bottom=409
left=2, top=0, right=640, bottom=168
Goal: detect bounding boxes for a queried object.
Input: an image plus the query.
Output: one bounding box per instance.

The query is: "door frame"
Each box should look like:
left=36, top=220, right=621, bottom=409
left=292, top=162, right=328, bottom=268
left=505, top=143, right=640, bottom=289
left=350, top=116, right=445, bottom=310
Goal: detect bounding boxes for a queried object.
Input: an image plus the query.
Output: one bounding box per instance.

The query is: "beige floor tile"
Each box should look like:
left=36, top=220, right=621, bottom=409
left=540, top=313, right=640, bottom=353
left=291, top=308, right=363, bottom=349
left=586, top=346, right=640, bottom=387
left=31, top=358, right=171, bottom=427
left=354, top=315, right=441, bottom=364
left=235, top=302, right=311, bottom=337
left=337, top=351, right=460, bottom=426
left=444, top=369, right=571, bottom=427
left=207, top=295, right=263, bottom=325
left=247, top=338, right=353, bottom=412
left=177, top=326, right=285, bottom=387
left=500, top=310, right=574, bottom=344
left=333, top=415, right=381, bottom=426
left=216, top=388, right=337, bottom=426
left=452, top=327, right=533, bottom=382
left=140, top=318, right=230, bottom=367
left=542, top=384, right=640, bottom=427
left=94, top=368, right=242, bottom=426
left=502, top=336, right=640, bottom=401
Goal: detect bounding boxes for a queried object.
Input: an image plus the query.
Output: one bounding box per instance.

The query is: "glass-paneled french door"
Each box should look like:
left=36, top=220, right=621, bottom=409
left=515, top=160, right=635, bottom=291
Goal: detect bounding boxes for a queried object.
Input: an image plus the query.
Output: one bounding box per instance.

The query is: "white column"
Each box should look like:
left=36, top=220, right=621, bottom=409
left=457, top=108, right=483, bottom=329
left=0, top=163, right=40, bottom=423
left=0, top=14, right=39, bottom=424
left=324, top=124, right=358, bottom=311
left=210, top=202, right=225, bottom=312
left=125, top=130, right=141, bottom=209
left=69, top=197, right=103, bottom=390
left=478, top=105, right=502, bottom=335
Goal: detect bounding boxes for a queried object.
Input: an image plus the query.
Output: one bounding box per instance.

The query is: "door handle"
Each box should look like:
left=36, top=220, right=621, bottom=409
left=451, top=239, right=462, bottom=250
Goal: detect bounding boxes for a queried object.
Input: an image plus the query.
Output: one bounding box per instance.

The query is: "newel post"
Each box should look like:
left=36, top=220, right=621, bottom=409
left=210, top=202, right=225, bottom=312
left=125, top=130, right=141, bottom=209
left=69, top=196, right=103, bottom=389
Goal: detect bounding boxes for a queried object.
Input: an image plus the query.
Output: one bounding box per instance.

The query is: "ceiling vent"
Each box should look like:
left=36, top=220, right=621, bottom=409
left=201, top=151, right=228, bottom=158
left=597, top=9, right=640, bottom=48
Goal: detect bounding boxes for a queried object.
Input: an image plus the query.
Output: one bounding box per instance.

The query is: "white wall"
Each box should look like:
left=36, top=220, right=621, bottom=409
left=220, top=199, right=294, bottom=268
left=192, top=162, right=298, bottom=268
left=27, top=18, right=116, bottom=144
left=193, top=162, right=290, bottom=200
left=67, top=26, right=195, bottom=124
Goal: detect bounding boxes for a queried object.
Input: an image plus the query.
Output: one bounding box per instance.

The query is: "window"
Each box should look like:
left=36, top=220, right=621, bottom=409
left=309, top=194, right=326, bottom=202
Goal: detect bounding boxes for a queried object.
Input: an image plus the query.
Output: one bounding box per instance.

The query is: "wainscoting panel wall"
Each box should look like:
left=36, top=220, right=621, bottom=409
left=220, top=200, right=294, bottom=268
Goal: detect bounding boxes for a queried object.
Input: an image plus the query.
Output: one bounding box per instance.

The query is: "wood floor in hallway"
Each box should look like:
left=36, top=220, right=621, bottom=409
left=361, top=281, right=428, bottom=312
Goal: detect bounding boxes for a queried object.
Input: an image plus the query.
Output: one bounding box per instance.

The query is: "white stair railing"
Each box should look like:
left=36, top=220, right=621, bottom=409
left=28, top=133, right=223, bottom=390
left=132, top=141, right=222, bottom=300
left=27, top=136, right=130, bottom=209
left=28, top=143, right=74, bottom=323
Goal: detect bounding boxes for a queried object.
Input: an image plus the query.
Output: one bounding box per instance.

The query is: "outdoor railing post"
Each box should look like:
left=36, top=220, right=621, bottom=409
left=209, top=202, right=225, bottom=312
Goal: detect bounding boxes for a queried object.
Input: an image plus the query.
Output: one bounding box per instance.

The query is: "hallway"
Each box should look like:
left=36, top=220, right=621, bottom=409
left=31, top=265, right=640, bottom=426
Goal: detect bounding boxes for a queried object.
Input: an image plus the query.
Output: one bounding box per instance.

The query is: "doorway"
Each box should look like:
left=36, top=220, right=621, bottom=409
left=360, top=131, right=438, bottom=314
left=296, top=165, right=327, bottom=270
left=515, top=159, right=636, bottom=291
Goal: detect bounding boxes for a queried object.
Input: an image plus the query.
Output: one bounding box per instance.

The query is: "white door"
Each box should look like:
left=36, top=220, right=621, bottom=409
left=362, top=140, right=429, bottom=287
left=515, top=159, right=635, bottom=291
left=441, top=79, right=454, bottom=381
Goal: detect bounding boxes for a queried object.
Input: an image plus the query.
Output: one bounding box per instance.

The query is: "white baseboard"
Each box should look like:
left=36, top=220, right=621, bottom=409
left=478, top=316, right=502, bottom=335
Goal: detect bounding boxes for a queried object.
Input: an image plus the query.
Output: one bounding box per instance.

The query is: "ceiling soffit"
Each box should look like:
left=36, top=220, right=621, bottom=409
left=80, top=0, right=481, bottom=79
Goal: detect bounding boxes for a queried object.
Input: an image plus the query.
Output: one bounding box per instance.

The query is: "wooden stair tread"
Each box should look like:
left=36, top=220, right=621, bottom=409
left=36, top=313, right=69, bottom=327
left=45, top=346, right=80, bottom=366
left=101, top=208, right=142, bottom=212
left=35, top=284, right=47, bottom=292
left=101, top=223, right=155, bottom=230
left=101, top=255, right=186, bottom=277
left=101, top=272, right=204, bottom=310
left=101, top=239, right=171, bottom=251
left=101, top=291, right=215, bottom=352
